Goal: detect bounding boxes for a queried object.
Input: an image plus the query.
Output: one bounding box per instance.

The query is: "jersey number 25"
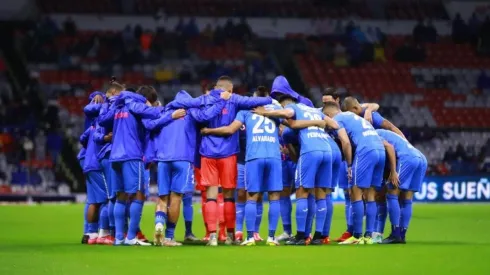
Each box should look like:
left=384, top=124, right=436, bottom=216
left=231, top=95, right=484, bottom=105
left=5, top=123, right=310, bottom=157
left=252, top=114, right=276, bottom=134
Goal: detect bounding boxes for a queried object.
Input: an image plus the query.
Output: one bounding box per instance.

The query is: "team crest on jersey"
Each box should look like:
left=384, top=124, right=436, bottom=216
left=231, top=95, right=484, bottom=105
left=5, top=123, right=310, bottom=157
left=222, top=108, right=228, bottom=114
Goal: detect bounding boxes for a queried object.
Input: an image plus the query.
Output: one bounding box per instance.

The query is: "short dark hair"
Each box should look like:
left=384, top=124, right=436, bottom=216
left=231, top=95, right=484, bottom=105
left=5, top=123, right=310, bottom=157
left=340, top=96, right=358, bottom=112
left=217, top=75, right=232, bottom=82
left=323, top=87, right=339, bottom=99
left=323, top=101, right=340, bottom=112
left=255, top=86, right=269, bottom=97
left=137, top=85, right=158, bottom=103
left=277, top=94, right=297, bottom=103
left=125, top=87, right=137, bottom=93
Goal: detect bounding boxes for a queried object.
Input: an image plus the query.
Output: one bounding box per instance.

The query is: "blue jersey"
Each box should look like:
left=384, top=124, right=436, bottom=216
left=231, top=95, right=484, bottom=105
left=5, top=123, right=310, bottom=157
left=235, top=104, right=282, bottom=161
left=359, top=109, right=385, bottom=129
left=285, top=103, right=331, bottom=155
left=376, top=129, right=420, bottom=158
left=333, top=111, right=384, bottom=154
left=282, top=127, right=298, bottom=145
left=237, top=127, right=246, bottom=164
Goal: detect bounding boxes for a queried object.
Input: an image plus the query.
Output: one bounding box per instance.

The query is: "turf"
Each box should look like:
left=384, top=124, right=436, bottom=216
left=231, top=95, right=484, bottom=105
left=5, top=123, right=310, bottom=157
left=0, top=204, right=488, bottom=275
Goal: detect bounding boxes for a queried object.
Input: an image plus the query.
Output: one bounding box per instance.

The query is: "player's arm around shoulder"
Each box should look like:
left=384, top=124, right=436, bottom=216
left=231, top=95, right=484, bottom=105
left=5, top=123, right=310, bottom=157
left=382, top=140, right=400, bottom=188
left=201, top=120, right=243, bottom=136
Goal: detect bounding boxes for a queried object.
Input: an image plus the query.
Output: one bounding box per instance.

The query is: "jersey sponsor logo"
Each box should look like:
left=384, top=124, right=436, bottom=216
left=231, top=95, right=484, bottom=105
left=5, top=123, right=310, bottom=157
left=222, top=108, right=228, bottom=115
left=114, top=112, right=129, bottom=119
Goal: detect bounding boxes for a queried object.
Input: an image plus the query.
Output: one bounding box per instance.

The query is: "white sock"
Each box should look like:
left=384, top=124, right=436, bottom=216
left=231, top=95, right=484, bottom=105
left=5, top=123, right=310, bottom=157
left=88, top=233, right=98, bottom=239
left=98, top=229, right=110, bottom=237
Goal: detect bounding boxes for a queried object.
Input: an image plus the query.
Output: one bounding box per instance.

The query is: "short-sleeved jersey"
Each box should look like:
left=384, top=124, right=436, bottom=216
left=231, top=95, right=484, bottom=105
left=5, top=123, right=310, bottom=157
left=333, top=111, right=384, bottom=153
left=376, top=129, right=421, bottom=158
left=359, top=109, right=385, bottom=129
left=235, top=104, right=282, bottom=161
left=285, top=103, right=331, bottom=155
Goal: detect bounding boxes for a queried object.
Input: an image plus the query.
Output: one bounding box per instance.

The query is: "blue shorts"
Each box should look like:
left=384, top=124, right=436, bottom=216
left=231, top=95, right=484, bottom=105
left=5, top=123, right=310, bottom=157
left=100, top=158, right=117, bottom=199
left=391, top=155, right=427, bottom=192
left=237, top=163, right=246, bottom=190
left=245, top=158, right=282, bottom=193
left=351, top=149, right=385, bottom=189
left=338, top=161, right=349, bottom=189
left=282, top=160, right=296, bottom=188
left=86, top=170, right=109, bottom=204
left=295, top=151, right=332, bottom=189
left=144, top=169, right=151, bottom=196
left=158, top=161, right=193, bottom=196
left=112, top=160, right=145, bottom=194
left=331, top=147, right=342, bottom=190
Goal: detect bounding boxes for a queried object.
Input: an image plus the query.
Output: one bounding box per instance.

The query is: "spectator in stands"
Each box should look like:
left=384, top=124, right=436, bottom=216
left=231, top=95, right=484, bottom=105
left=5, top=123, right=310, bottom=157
left=375, top=27, right=387, bottom=46
left=373, top=43, right=386, bottom=62
left=134, top=24, right=143, bottom=40
left=63, top=17, right=77, bottom=36
left=140, top=31, right=153, bottom=58
left=365, top=26, right=379, bottom=44
left=184, top=18, right=200, bottom=38
left=214, top=25, right=225, bottom=46
left=468, top=12, right=481, bottom=45
left=201, top=23, right=214, bottom=43
left=477, top=70, right=490, bottom=91
left=122, top=25, right=134, bottom=44
left=175, top=18, right=185, bottom=35
left=154, top=65, right=175, bottom=83
left=394, top=39, right=426, bottom=62
left=478, top=16, right=490, bottom=56
left=46, top=129, right=62, bottom=164
left=452, top=13, right=468, bottom=44
left=0, top=74, right=13, bottom=103
left=224, top=18, right=235, bottom=39
left=236, top=18, right=252, bottom=42
left=412, top=19, right=426, bottom=44
left=425, top=19, right=438, bottom=43
left=34, top=130, right=46, bottom=161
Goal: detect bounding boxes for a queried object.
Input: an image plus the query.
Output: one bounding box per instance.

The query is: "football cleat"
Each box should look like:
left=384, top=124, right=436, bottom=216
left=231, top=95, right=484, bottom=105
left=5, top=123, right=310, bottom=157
left=335, top=231, right=352, bottom=242
left=163, top=238, right=182, bottom=247
left=309, top=238, right=324, bottom=245
left=103, top=236, right=115, bottom=245
left=206, top=233, right=218, bottom=246
left=137, top=231, right=150, bottom=243
left=114, top=238, right=125, bottom=246
left=266, top=237, right=280, bottom=246
left=224, top=232, right=234, bottom=245
left=240, top=238, right=256, bottom=246
left=81, top=235, right=89, bottom=244
left=87, top=238, right=98, bottom=245
left=184, top=233, right=199, bottom=242
left=339, top=236, right=360, bottom=245
left=154, top=224, right=164, bottom=246
left=322, top=237, right=330, bottom=244
left=285, top=235, right=308, bottom=246
left=381, top=235, right=403, bottom=244
left=359, top=237, right=374, bottom=245
left=372, top=233, right=383, bottom=244
left=276, top=232, right=292, bottom=242
left=125, top=238, right=152, bottom=246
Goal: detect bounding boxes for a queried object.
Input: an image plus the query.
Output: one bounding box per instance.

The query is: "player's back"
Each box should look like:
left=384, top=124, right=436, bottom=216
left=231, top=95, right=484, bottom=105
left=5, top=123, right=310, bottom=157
left=157, top=112, right=197, bottom=163
left=376, top=129, right=420, bottom=158
left=334, top=111, right=384, bottom=154
left=110, top=92, right=147, bottom=162
left=286, top=103, right=331, bottom=155
left=239, top=104, right=281, bottom=161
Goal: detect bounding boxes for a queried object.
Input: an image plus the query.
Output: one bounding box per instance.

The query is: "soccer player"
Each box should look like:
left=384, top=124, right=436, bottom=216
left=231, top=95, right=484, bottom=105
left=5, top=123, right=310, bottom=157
left=201, top=88, right=320, bottom=246
left=148, top=89, right=230, bottom=246
left=167, top=76, right=273, bottom=246
left=254, top=78, right=340, bottom=245
left=324, top=102, right=391, bottom=244
left=376, top=129, right=427, bottom=244
left=234, top=122, right=247, bottom=242
left=98, top=90, right=162, bottom=246
left=321, top=88, right=381, bottom=242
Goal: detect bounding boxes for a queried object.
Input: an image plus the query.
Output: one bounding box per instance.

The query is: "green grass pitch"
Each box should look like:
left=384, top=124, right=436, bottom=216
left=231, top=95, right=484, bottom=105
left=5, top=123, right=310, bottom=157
left=0, top=204, right=488, bottom=275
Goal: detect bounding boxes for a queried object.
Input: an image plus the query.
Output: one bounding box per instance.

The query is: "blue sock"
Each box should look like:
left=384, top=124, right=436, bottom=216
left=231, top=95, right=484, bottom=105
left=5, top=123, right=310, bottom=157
left=236, top=202, right=245, bottom=232
left=245, top=200, right=257, bottom=240
left=99, top=203, right=109, bottom=230
left=400, top=199, right=413, bottom=230
left=88, top=222, right=98, bottom=234
left=155, top=211, right=167, bottom=225
left=305, top=194, right=315, bottom=237
left=344, top=191, right=352, bottom=233
left=322, top=194, right=333, bottom=237
left=365, top=201, right=376, bottom=238
left=114, top=200, right=126, bottom=240
left=279, top=196, right=292, bottom=234
left=386, top=194, right=400, bottom=236
left=376, top=201, right=387, bottom=234
left=268, top=200, right=280, bottom=238
left=127, top=199, right=144, bottom=240
left=314, top=198, right=327, bottom=235
left=108, top=200, right=115, bottom=230
left=83, top=203, right=89, bottom=234
left=124, top=202, right=130, bottom=234
left=255, top=201, right=263, bottom=233
left=351, top=200, right=364, bottom=239
left=183, top=193, right=193, bottom=235
left=165, top=221, right=176, bottom=239
left=295, top=198, right=308, bottom=233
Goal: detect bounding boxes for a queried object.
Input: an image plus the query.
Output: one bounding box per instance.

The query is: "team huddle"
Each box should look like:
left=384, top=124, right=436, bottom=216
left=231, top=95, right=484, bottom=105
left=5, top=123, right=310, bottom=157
left=79, top=75, right=427, bottom=246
